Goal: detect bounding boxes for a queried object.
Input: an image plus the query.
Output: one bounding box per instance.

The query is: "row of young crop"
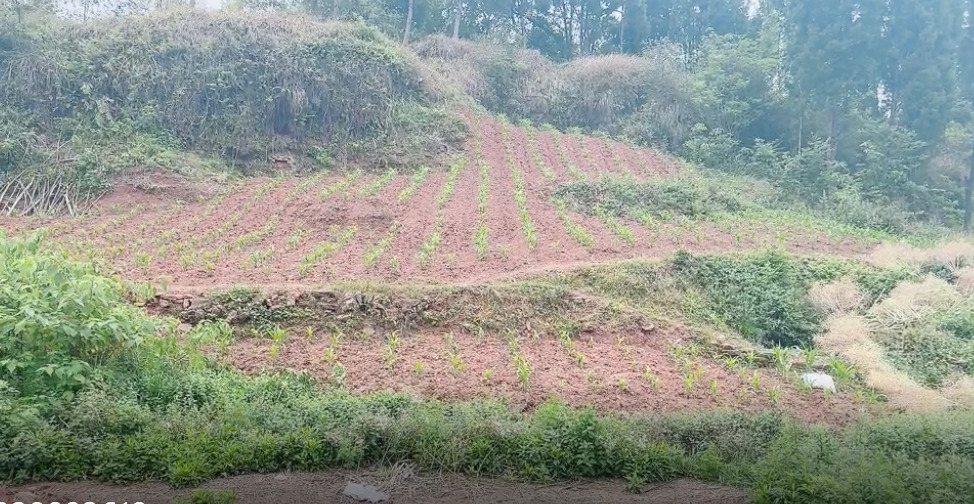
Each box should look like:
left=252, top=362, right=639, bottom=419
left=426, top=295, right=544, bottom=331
left=41, top=120, right=852, bottom=277
left=241, top=322, right=864, bottom=408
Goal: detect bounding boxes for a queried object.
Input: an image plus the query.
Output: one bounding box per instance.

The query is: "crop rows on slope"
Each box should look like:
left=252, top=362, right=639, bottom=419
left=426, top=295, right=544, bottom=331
left=12, top=119, right=871, bottom=286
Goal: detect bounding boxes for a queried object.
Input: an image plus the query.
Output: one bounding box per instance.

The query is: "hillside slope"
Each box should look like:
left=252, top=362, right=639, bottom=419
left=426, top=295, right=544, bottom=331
left=1, top=114, right=870, bottom=287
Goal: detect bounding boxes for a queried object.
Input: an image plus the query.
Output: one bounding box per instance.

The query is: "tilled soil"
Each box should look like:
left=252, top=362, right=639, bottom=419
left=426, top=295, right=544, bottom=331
left=2, top=116, right=870, bottom=287
left=0, top=471, right=750, bottom=504
left=229, top=329, right=865, bottom=426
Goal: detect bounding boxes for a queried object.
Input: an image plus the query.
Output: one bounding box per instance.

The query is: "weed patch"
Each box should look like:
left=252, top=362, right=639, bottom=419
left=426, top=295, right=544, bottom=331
left=554, top=175, right=759, bottom=221
left=671, top=251, right=835, bottom=347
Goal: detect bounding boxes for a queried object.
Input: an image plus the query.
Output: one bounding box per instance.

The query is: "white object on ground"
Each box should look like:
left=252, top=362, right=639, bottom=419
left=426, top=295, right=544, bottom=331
left=342, top=482, right=390, bottom=503
left=802, top=373, right=837, bottom=393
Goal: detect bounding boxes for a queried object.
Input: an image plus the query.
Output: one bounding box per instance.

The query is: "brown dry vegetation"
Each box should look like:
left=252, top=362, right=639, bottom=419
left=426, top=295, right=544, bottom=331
left=811, top=274, right=974, bottom=413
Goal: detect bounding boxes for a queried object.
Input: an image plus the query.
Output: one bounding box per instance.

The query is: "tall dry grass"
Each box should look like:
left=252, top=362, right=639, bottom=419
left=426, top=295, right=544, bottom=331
left=816, top=314, right=954, bottom=412
left=866, top=239, right=974, bottom=270
left=808, top=278, right=865, bottom=316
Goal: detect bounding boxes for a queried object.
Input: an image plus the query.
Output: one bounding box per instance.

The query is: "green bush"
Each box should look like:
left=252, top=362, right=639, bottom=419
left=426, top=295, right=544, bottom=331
left=853, top=267, right=919, bottom=306
left=882, top=327, right=974, bottom=386
left=1, top=11, right=465, bottom=172
left=176, top=490, right=237, bottom=504
left=753, top=422, right=974, bottom=504
left=671, top=251, right=828, bottom=347
left=0, top=231, right=158, bottom=397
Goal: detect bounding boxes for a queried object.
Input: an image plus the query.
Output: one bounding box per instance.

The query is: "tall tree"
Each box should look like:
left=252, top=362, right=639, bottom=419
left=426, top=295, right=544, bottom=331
left=616, top=0, right=650, bottom=53
left=666, top=0, right=749, bottom=60
left=961, top=2, right=974, bottom=231
left=784, top=0, right=883, bottom=160
left=451, top=0, right=461, bottom=38
left=880, top=0, right=960, bottom=145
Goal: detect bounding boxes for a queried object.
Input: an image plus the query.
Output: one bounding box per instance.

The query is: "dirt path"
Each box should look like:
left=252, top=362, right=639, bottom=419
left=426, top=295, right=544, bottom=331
left=0, top=470, right=750, bottom=504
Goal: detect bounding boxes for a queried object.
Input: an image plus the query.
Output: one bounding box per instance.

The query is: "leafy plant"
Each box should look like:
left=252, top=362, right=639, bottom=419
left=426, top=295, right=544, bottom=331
left=134, top=252, right=152, bottom=273
left=771, top=346, right=792, bottom=373
left=359, top=167, right=397, bottom=197
left=399, top=166, right=431, bottom=202
left=383, top=332, right=400, bottom=369
left=436, top=156, right=467, bottom=207
left=595, top=205, right=637, bottom=245
left=175, top=490, right=237, bottom=504
left=301, top=226, right=357, bottom=271
left=0, top=232, right=158, bottom=396
left=286, top=225, right=306, bottom=250
left=828, top=356, right=857, bottom=385
left=553, top=198, right=594, bottom=248
left=445, top=332, right=466, bottom=375
left=320, top=170, right=362, bottom=200
left=418, top=218, right=444, bottom=268
left=506, top=333, right=532, bottom=389
left=365, top=224, right=400, bottom=268
left=473, top=156, right=491, bottom=259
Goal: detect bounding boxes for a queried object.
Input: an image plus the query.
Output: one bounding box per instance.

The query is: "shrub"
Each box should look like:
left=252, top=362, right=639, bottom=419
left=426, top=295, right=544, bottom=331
left=1, top=11, right=465, bottom=172
left=671, top=251, right=825, bottom=347
left=0, top=231, right=158, bottom=397
left=552, top=173, right=768, bottom=221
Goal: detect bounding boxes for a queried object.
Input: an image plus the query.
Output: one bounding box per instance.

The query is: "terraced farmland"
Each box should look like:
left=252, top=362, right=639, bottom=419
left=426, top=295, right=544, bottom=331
left=1, top=115, right=870, bottom=288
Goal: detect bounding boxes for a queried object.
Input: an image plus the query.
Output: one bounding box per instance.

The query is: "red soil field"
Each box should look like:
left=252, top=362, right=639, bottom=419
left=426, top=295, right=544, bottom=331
left=229, top=328, right=864, bottom=425
left=1, top=115, right=869, bottom=288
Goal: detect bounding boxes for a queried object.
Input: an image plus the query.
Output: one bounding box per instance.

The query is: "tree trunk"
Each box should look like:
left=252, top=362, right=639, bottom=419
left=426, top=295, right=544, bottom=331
left=403, top=0, right=414, bottom=44
left=619, top=5, right=625, bottom=52
left=826, top=106, right=838, bottom=162
left=965, top=133, right=974, bottom=232
left=452, top=0, right=461, bottom=39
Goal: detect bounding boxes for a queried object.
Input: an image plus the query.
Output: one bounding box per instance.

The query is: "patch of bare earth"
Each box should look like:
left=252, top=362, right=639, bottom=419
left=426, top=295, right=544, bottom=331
left=0, top=472, right=748, bottom=504
left=229, top=328, right=863, bottom=426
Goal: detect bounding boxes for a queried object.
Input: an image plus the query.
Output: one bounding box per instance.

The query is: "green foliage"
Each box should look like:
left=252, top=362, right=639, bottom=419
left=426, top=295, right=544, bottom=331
left=671, top=251, right=829, bottom=347
left=176, top=490, right=237, bottom=504
left=682, top=126, right=921, bottom=234
left=869, top=299, right=974, bottom=386
left=0, top=232, right=158, bottom=397
left=554, top=173, right=761, bottom=221
left=882, top=327, right=974, bottom=387
left=1, top=11, right=465, bottom=175
left=752, top=416, right=974, bottom=504
left=853, top=268, right=919, bottom=306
